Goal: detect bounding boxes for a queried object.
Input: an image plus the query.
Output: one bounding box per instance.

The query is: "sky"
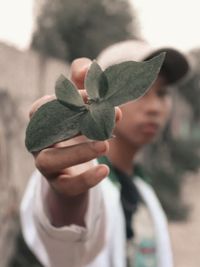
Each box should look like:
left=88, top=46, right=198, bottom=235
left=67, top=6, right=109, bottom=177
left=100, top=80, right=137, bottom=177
left=133, top=0, right=200, bottom=52
left=0, top=0, right=34, bottom=49
left=0, top=0, right=200, bottom=52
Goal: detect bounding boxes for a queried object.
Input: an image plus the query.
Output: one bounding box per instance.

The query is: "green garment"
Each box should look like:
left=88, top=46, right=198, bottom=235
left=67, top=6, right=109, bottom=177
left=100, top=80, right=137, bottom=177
left=97, top=156, right=150, bottom=185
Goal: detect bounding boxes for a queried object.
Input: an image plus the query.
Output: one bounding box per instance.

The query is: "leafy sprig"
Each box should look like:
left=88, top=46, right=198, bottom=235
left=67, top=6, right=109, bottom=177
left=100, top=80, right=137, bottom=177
left=25, top=53, right=165, bottom=152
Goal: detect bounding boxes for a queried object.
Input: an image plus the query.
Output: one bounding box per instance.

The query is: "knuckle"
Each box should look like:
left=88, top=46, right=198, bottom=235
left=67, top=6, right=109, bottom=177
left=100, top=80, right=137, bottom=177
left=35, top=150, right=50, bottom=174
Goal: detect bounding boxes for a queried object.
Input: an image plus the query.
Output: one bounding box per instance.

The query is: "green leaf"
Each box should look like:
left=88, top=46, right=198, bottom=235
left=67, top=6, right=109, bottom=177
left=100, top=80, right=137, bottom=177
left=104, top=53, right=166, bottom=106
left=85, top=60, right=109, bottom=100
left=80, top=101, right=115, bottom=140
left=55, top=74, right=85, bottom=110
left=25, top=53, right=165, bottom=152
left=25, top=100, right=85, bottom=152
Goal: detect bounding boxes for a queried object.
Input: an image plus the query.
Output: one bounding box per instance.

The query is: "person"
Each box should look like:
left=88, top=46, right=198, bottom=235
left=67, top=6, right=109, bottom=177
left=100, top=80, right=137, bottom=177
left=9, top=40, right=189, bottom=267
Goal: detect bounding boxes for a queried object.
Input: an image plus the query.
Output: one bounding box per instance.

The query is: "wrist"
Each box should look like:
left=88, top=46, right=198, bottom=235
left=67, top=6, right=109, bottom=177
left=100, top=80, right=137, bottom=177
left=47, top=187, right=89, bottom=227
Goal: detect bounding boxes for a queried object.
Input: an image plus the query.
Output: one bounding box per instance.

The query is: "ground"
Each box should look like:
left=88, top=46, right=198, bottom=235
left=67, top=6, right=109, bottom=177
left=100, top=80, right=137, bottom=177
left=169, top=173, right=200, bottom=267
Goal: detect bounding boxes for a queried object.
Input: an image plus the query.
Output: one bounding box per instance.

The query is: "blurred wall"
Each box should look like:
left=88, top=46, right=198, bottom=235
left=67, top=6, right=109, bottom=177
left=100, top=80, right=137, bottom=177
left=0, top=42, right=69, bottom=266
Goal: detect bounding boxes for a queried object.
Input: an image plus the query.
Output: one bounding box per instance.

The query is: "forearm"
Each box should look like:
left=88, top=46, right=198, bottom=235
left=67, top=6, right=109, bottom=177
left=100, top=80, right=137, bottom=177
left=47, top=187, right=89, bottom=227
left=20, top=171, right=106, bottom=267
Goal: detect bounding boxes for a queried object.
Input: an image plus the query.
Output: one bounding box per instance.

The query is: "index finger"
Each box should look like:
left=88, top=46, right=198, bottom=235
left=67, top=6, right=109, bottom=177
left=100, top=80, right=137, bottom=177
left=35, top=140, right=109, bottom=178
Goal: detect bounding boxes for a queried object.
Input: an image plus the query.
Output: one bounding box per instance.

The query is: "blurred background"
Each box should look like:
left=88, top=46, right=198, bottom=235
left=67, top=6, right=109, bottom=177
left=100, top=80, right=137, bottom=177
left=0, top=0, right=200, bottom=266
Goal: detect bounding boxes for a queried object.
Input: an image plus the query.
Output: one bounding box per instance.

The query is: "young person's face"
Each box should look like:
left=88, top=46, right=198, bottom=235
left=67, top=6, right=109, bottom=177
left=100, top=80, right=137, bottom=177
left=114, top=75, right=172, bottom=148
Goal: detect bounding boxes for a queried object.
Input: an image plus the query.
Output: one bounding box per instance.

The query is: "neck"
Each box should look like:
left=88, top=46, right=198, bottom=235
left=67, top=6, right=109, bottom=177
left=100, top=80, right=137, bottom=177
left=107, top=136, right=140, bottom=176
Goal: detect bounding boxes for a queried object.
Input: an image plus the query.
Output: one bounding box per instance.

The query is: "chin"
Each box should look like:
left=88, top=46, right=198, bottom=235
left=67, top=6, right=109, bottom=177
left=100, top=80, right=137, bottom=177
left=130, top=135, right=156, bottom=148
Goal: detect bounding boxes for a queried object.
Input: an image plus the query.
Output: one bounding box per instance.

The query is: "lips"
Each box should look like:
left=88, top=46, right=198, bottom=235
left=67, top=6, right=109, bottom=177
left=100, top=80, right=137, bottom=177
left=141, top=122, right=160, bottom=135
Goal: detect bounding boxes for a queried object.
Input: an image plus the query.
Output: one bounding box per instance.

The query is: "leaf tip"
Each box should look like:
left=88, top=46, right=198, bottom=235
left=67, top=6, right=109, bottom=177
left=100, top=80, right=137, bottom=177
left=151, top=52, right=166, bottom=68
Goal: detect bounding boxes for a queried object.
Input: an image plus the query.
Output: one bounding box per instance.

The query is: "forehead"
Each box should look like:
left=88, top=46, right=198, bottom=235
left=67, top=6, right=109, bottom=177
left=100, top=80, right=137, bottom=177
left=149, top=74, right=168, bottom=90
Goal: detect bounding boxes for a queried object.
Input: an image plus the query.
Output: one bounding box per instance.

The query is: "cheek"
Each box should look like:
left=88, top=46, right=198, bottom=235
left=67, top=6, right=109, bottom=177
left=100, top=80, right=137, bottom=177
left=118, top=105, right=137, bottom=129
left=120, top=101, right=141, bottom=119
left=117, top=102, right=144, bottom=132
left=114, top=111, right=140, bottom=138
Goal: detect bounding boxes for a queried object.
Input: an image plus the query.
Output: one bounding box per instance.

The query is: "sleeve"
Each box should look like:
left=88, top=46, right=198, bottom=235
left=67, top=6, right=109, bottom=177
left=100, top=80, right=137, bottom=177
left=20, top=169, right=106, bottom=267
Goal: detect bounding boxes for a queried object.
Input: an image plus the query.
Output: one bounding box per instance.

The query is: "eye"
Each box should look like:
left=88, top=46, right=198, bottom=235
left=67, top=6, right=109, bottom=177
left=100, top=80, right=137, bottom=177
left=157, top=87, right=170, bottom=98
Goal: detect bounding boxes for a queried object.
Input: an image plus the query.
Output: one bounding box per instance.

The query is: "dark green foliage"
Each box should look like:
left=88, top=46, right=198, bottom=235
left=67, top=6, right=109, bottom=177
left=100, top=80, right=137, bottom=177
left=80, top=101, right=115, bottom=140
left=56, top=74, right=85, bottom=109
left=31, top=0, right=138, bottom=62
left=178, top=74, right=200, bottom=119
left=8, top=226, right=43, bottom=267
left=143, top=126, right=200, bottom=221
left=85, top=61, right=109, bottom=99
left=25, top=55, right=165, bottom=152
left=25, top=100, right=84, bottom=152
left=103, top=54, right=166, bottom=106
left=177, top=49, right=200, bottom=120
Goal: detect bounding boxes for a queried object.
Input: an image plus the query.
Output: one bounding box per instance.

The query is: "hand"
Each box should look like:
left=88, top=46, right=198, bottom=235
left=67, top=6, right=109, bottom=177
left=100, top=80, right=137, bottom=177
left=30, top=58, right=121, bottom=226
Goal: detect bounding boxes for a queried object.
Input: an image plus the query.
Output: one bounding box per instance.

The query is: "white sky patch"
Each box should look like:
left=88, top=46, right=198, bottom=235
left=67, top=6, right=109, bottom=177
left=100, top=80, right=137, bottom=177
left=0, top=0, right=34, bottom=49
left=133, top=0, right=200, bottom=52
left=0, top=0, right=200, bottom=52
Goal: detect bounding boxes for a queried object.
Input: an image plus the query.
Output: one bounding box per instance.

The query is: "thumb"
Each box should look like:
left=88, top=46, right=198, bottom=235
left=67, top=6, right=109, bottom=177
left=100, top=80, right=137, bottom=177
left=70, top=57, right=92, bottom=89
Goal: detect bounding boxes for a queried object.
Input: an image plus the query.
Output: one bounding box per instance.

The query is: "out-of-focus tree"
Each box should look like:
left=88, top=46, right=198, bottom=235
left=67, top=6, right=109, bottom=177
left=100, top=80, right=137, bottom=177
left=177, top=48, right=200, bottom=121
left=142, top=126, right=200, bottom=220
left=32, top=0, right=139, bottom=62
